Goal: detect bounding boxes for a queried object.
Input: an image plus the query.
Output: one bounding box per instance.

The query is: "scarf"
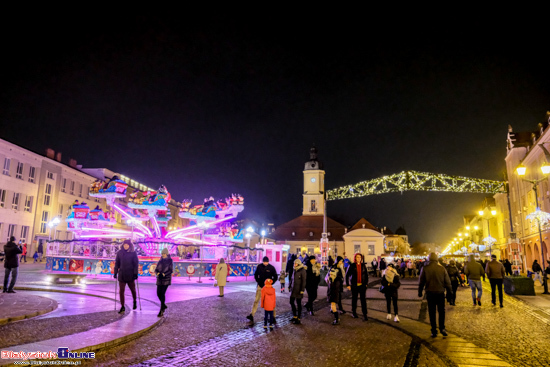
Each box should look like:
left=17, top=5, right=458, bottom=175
left=384, top=267, right=398, bottom=283
left=294, top=262, right=305, bottom=271
left=312, top=263, right=321, bottom=276
left=357, top=263, right=362, bottom=284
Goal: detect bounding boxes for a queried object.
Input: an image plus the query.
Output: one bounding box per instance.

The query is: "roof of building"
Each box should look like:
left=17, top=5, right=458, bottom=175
left=508, top=112, right=550, bottom=150
left=350, top=218, right=378, bottom=231
left=271, top=215, right=346, bottom=241
left=382, top=227, right=394, bottom=235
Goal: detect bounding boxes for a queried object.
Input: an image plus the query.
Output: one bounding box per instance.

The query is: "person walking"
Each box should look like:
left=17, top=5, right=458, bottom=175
left=400, top=260, right=407, bottom=278
left=503, top=259, right=513, bottom=276
left=37, top=242, right=44, bottom=262
left=327, top=257, right=345, bottom=325
left=407, top=260, right=414, bottom=278
left=345, top=253, right=369, bottom=321
left=286, top=254, right=296, bottom=290
left=3, top=236, right=22, bottom=293
left=289, top=258, right=307, bottom=324
left=381, top=263, right=400, bottom=322
left=154, top=248, right=173, bottom=317
left=465, top=255, right=485, bottom=306
left=486, top=255, right=505, bottom=308
left=114, top=240, right=139, bottom=313
left=278, top=270, right=286, bottom=293
left=418, top=253, right=452, bottom=338
left=343, top=254, right=351, bottom=269
left=214, top=258, right=228, bottom=297
left=328, top=255, right=335, bottom=268
left=19, top=242, right=27, bottom=263
left=261, top=278, right=276, bottom=329
left=371, top=257, right=379, bottom=277
left=532, top=260, right=544, bottom=286
left=445, top=260, right=461, bottom=306
left=379, top=257, right=387, bottom=273
left=304, top=255, right=321, bottom=315
left=246, top=256, right=278, bottom=323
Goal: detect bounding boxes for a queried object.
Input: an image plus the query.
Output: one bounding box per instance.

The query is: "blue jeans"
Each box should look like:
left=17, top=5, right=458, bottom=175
left=3, top=267, right=18, bottom=291
left=469, top=280, right=482, bottom=301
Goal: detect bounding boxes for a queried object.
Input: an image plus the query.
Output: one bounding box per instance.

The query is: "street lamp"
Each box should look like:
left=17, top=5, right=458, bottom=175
left=245, top=226, right=254, bottom=280
left=48, top=217, right=61, bottom=240
left=260, top=229, right=266, bottom=245
left=517, top=159, right=550, bottom=294
left=126, top=218, right=140, bottom=241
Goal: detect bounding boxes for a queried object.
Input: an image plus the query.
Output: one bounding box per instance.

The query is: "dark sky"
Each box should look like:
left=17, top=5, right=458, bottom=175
left=1, top=15, right=549, bottom=245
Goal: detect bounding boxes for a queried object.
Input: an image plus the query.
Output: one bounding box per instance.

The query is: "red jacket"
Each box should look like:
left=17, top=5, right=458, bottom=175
left=261, top=284, right=276, bottom=311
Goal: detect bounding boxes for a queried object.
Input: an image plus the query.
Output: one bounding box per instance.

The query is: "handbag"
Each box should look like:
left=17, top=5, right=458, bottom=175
left=213, top=280, right=218, bottom=287
left=379, top=285, right=386, bottom=293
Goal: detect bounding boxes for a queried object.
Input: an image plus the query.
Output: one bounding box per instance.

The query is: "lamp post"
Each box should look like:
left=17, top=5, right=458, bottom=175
left=245, top=226, right=254, bottom=281
left=260, top=229, right=266, bottom=245
left=197, top=221, right=210, bottom=284
left=478, top=209, right=497, bottom=255
left=47, top=217, right=61, bottom=241
left=516, top=159, right=550, bottom=294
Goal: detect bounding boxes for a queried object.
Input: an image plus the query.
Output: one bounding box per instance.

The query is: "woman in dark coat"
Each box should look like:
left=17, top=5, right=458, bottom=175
left=305, top=256, right=321, bottom=315
left=286, top=254, right=296, bottom=291
left=155, top=248, right=173, bottom=317
left=114, top=240, right=139, bottom=313
left=327, top=256, right=345, bottom=325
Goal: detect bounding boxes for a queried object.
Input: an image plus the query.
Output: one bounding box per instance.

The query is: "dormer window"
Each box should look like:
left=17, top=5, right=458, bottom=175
left=309, top=231, right=313, bottom=237
left=292, top=231, right=296, bottom=237
left=327, top=232, right=331, bottom=236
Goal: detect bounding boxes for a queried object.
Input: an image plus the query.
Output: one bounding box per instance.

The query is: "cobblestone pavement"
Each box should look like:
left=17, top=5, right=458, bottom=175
left=0, top=309, right=124, bottom=348
left=0, top=293, right=57, bottom=324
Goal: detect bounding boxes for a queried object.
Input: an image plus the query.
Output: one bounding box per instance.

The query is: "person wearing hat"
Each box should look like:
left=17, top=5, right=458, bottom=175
left=445, top=260, right=461, bottom=306
left=346, top=253, right=369, bottom=321
left=485, top=254, right=505, bottom=308
left=3, top=236, right=22, bottom=293
left=261, top=278, right=276, bottom=329
left=304, top=255, right=321, bottom=315
left=418, top=253, right=452, bottom=338
left=327, top=256, right=346, bottom=325
left=289, top=258, right=307, bottom=324
left=246, top=256, right=278, bottom=323
left=114, top=240, right=139, bottom=313
left=215, top=258, right=228, bottom=297
left=155, top=248, right=173, bottom=317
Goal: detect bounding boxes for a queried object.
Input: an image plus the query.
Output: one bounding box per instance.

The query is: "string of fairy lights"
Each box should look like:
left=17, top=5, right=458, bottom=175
left=326, top=170, right=506, bottom=201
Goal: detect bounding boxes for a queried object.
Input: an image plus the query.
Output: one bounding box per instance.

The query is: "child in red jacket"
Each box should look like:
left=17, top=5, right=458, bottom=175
left=261, top=278, right=276, bottom=329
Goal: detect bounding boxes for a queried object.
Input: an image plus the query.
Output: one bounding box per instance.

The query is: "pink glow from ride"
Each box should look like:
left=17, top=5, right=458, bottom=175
left=165, top=215, right=235, bottom=238
left=113, top=204, right=153, bottom=237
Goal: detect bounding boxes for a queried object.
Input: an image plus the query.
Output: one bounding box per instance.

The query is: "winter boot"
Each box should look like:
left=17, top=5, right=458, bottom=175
left=133, top=300, right=137, bottom=310
left=119, top=306, right=125, bottom=314
left=332, top=312, right=340, bottom=325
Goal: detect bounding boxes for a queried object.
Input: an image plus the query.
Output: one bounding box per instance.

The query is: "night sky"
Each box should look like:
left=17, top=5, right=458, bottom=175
left=2, top=15, right=549, bottom=245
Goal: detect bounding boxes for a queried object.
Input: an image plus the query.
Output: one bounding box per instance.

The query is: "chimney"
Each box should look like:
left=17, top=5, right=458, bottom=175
left=46, top=148, right=55, bottom=159
left=69, top=159, right=77, bottom=168
left=55, top=152, right=62, bottom=162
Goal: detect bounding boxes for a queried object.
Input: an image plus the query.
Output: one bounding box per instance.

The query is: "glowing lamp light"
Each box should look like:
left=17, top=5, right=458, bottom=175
left=478, top=210, right=484, bottom=216
left=516, top=164, right=526, bottom=176
left=246, top=226, right=254, bottom=233
left=245, top=233, right=251, bottom=239
left=261, top=230, right=266, bottom=237
left=458, top=233, right=462, bottom=237
left=491, top=210, right=497, bottom=216
left=466, top=226, right=470, bottom=230
left=542, top=162, right=550, bottom=175
left=474, top=226, right=479, bottom=230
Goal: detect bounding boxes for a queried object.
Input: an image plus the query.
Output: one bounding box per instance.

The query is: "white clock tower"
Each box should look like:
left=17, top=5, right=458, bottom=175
left=303, top=146, right=325, bottom=216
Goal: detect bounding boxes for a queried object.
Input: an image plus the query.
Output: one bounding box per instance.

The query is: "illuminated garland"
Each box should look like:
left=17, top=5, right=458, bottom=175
left=326, top=170, right=506, bottom=200
left=46, top=239, right=263, bottom=251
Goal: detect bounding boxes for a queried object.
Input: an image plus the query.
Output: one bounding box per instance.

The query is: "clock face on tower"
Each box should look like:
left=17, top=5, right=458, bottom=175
left=310, top=178, right=316, bottom=183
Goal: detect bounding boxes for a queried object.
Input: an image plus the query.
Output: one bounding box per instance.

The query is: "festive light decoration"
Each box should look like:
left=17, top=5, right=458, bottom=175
left=482, top=236, right=497, bottom=246
left=326, top=170, right=506, bottom=200
left=526, top=208, right=550, bottom=223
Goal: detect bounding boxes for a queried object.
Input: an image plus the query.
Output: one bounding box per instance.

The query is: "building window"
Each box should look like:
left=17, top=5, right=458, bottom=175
left=16, top=162, right=23, bottom=179
left=24, top=196, right=33, bottom=212
left=47, top=171, right=54, bottom=180
left=61, top=178, right=67, bottom=193
left=309, top=231, right=313, bottom=237
left=28, top=166, right=36, bottom=183
left=40, top=211, right=49, bottom=233
left=292, top=231, right=296, bottom=237
left=7, top=224, right=16, bottom=241
left=368, top=244, right=375, bottom=255
left=44, top=183, right=52, bottom=206
left=354, top=244, right=361, bottom=254
left=79, top=183, right=83, bottom=197
left=70, top=181, right=75, bottom=195
left=58, top=204, right=63, bottom=216
left=310, top=200, right=317, bottom=212
left=3, top=158, right=10, bottom=176
left=20, top=226, right=29, bottom=242
left=0, top=189, right=5, bottom=208
left=12, top=193, right=20, bottom=210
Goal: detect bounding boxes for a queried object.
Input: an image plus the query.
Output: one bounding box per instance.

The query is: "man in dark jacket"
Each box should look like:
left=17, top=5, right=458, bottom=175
left=486, top=255, right=505, bottom=308
left=465, top=255, right=485, bottom=306
left=419, top=253, right=452, bottom=337
left=503, top=259, right=513, bottom=276
left=289, top=258, right=307, bottom=324
left=346, top=253, right=369, bottom=321
left=247, top=256, right=278, bottom=323
left=304, top=256, right=321, bottom=315
left=3, top=236, right=22, bottom=293
left=114, top=240, right=139, bottom=313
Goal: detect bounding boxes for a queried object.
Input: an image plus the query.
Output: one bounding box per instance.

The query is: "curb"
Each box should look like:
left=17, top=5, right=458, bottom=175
left=0, top=302, right=57, bottom=326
